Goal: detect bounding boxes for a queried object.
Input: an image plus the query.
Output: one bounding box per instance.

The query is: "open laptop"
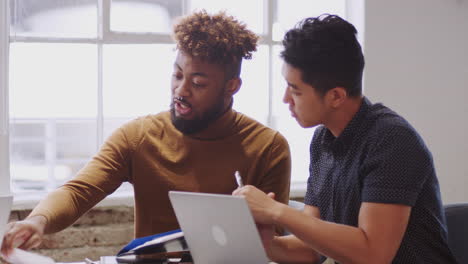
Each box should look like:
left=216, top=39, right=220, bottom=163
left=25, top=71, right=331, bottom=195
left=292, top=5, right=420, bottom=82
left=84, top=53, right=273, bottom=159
left=169, top=191, right=270, bottom=264
left=0, top=195, right=13, bottom=250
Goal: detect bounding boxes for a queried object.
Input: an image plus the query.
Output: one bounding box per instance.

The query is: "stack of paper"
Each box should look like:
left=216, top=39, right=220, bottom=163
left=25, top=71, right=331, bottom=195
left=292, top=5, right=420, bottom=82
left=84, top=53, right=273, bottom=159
left=2, top=248, right=55, bottom=264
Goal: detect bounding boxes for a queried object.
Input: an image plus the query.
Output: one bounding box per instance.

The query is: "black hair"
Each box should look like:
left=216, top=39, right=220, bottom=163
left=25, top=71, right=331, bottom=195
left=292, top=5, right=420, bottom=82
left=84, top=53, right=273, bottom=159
left=280, top=14, right=364, bottom=97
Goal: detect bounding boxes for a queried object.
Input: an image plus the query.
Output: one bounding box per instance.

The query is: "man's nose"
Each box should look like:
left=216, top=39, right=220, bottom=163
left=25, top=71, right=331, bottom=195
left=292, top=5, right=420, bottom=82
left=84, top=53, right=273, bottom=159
left=174, top=80, right=191, bottom=97
left=283, top=88, right=291, bottom=104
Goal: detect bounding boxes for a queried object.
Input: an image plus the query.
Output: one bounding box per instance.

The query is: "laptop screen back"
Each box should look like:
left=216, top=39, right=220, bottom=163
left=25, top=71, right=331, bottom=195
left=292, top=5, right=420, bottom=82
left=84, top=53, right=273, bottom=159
left=169, top=191, right=269, bottom=264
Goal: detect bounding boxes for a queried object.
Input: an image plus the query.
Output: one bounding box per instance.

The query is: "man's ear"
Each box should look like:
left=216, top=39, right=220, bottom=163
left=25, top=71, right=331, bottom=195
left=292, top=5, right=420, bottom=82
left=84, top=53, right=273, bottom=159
left=326, top=87, right=347, bottom=108
left=225, top=78, right=242, bottom=97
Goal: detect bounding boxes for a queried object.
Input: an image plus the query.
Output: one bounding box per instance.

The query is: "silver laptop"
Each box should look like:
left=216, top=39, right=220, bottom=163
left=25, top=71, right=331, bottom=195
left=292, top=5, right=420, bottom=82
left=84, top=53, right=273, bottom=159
left=169, top=191, right=270, bottom=264
left=0, top=195, right=13, bottom=250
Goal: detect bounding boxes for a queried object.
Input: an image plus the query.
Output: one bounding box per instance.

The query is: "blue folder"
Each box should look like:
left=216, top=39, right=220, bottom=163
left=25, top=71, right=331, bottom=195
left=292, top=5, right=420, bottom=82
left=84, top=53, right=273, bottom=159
left=117, top=229, right=187, bottom=256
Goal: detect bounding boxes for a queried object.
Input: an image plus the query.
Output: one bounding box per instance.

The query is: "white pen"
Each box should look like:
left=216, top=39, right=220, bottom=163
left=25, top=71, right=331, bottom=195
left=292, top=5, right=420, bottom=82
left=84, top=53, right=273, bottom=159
left=234, top=171, right=244, bottom=187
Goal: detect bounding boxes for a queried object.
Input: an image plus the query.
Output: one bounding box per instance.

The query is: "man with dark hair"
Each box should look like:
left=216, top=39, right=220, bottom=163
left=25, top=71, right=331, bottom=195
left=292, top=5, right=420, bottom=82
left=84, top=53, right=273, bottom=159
left=234, top=14, right=457, bottom=263
left=1, top=10, right=291, bottom=256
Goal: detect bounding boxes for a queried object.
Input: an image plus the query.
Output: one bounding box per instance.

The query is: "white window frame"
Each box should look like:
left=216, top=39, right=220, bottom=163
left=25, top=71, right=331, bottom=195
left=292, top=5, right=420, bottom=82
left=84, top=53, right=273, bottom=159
left=2, top=0, right=362, bottom=208
left=0, top=0, right=11, bottom=195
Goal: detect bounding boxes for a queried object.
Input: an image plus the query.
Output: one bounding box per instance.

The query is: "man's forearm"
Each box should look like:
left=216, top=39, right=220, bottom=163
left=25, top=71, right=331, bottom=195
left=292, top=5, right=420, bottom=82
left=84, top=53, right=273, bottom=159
left=270, top=205, right=371, bottom=263
left=268, top=235, right=321, bottom=264
left=271, top=204, right=407, bottom=264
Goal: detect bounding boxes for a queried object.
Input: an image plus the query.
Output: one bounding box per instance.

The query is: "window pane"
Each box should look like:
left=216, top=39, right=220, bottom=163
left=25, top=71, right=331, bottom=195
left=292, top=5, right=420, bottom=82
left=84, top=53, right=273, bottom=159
left=272, top=46, right=315, bottom=183
left=56, top=120, right=97, bottom=159
left=11, top=164, right=74, bottom=191
left=10, top=121, right=45, bottom=138
left=10, top=119, right=97, bottom=191
left=56, top=120, right=96, bottom=184
left=10, top=120, right=46, bottom=191
left=273, top=0, right=346, bottom=41
left=189, top=0, right=264, bottom=34
left=10, top=0, right=97, bottom=38
left=11, top=140, right=45, bottom=161
left=234, top=45, right=269, bottom=124
left=110, top=0, right=182, bottom=33
left=9, top=43, right=97, bottom=118
left=103, top=44, right=175, bottom=137
left=9, top=43, right=98, bottom=191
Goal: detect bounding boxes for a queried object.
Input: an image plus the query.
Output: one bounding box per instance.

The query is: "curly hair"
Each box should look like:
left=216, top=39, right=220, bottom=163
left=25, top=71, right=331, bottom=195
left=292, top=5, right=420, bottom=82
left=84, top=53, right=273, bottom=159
left=173, top=10, right=259, bottom=78
left=281, top=14, right=364, bottom=97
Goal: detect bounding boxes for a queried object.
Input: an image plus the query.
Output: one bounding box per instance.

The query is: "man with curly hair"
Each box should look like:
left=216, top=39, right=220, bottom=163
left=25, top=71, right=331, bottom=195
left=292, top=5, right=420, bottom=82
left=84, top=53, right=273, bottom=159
left=1, top=11, right=291, bottom=256
left=234, top=14, right=457, bottom=263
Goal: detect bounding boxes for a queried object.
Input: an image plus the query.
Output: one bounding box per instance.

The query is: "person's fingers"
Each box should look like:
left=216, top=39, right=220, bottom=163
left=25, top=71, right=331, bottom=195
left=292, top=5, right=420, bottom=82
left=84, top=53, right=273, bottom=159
left=3, top=223, right=22, bottom=249
left=18, top=232, right=42, bottom=251
left=232, top=188, right=241, bottom=195
left=267, top=192, right=276, bottom=199
left=2, top=222, right=38, bottom=255
left=9, top=229, right=32, bottom=252
left=1, top=225, right=25, bottom=256
left=1, top=238, right=9, bottom=256
left=232, top=185, right=250, bottom=196
left=1, top=223, right=14, bottom=255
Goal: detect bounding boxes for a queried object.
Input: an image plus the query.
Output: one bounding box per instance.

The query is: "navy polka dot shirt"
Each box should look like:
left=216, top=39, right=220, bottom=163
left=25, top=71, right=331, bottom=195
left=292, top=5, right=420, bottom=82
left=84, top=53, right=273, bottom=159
left=304, top=97, right=457, bottom=263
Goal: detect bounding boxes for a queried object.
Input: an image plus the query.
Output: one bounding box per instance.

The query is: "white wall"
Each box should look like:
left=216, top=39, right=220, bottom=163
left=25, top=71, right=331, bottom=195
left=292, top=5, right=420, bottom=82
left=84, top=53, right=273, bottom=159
left=363, top=0, right=468, bottom=203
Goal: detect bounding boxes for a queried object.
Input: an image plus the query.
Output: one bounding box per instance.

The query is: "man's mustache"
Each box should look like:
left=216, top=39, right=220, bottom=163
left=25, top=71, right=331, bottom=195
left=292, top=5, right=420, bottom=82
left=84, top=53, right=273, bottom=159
left=173, top=96, right=191, bottom=107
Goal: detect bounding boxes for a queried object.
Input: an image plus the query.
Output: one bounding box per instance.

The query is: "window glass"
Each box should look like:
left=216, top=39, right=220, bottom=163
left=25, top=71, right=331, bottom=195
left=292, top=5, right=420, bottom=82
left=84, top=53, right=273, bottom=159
left=56, top=120, right=97, bottom=159
left=103, top=44, right=175, bottom=137
left=234, top=45, right=269, bottom=124
left=10, top=0, right=97, bottom=38
left=189, top=0, right=264, bottom=35
left=110, top=0, right=182, bottom=33
left=9, top=43, right=97, bottom=118
left=274, top=0, right=346, bottom=41
left=5, top=0, right=351, bottom=193
left=9, top=122, right=46, bottom=171
left=9, top=43, right=97, bottom=191
left=56, top=120, right=96, bottom=183
left=10, top=119, right=96, bottom=191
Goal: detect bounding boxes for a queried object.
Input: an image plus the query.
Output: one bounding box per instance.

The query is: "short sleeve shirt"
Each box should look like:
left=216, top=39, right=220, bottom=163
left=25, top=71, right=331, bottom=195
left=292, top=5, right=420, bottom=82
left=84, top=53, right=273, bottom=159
left=304, top=97, right=457, bottom=263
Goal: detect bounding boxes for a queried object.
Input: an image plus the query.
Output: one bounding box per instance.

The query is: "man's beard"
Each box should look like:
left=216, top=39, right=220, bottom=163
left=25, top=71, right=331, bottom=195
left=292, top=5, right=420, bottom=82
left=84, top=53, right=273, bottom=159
left=170, top=95, right=227, bottom=135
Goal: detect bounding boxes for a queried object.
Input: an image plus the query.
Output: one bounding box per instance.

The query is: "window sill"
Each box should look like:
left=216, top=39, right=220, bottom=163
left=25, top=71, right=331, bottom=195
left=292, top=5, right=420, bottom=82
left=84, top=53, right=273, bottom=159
left=290, top=182, right=307, bottom=198
left=12, top=182, right=307, bottom=211
left=12, top=190, right=135, bottom=211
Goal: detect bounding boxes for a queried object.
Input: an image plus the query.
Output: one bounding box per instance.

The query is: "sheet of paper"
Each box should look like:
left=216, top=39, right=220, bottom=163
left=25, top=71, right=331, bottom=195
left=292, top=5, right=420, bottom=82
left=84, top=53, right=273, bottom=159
left=100, top=256, right=118, bottom=264
left=2, top=248, right=55, bottom=264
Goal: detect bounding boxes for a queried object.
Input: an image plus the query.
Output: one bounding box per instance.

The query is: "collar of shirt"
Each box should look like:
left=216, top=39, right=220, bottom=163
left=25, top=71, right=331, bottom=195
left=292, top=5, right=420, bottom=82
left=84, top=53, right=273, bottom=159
left=322, top=97, right=371, bottom=153
left=187, top=108, right=239, bottom=141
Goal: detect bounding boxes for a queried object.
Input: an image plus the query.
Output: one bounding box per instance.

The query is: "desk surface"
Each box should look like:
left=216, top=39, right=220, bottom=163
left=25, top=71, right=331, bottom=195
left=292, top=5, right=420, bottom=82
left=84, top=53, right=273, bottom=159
left=58, top=256, right=278, bottom=264
left=57, top=256, right=118, bottom=264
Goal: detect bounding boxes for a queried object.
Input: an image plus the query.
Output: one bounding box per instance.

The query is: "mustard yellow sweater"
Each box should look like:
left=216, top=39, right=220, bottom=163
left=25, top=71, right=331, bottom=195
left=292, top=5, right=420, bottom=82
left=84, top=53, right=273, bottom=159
left=30, top=109, right=291, bottom=237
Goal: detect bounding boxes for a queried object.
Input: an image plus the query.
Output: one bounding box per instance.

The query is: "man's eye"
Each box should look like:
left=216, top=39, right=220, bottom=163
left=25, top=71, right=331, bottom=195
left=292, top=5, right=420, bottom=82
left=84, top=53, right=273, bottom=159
left=288, top=86, right=301, bottom=96
left=172, top=73, right=183, bottom=80
left=192, top=82, right=205, bottom=88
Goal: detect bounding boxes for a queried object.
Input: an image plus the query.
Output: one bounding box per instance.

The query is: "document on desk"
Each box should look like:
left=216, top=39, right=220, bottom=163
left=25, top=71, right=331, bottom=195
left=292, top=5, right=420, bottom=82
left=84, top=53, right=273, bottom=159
left=2, top=248, right=55, bottom=264
left=55, top=256, right=117, bottom=264
left=99, top=256, right=118, bottom=264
